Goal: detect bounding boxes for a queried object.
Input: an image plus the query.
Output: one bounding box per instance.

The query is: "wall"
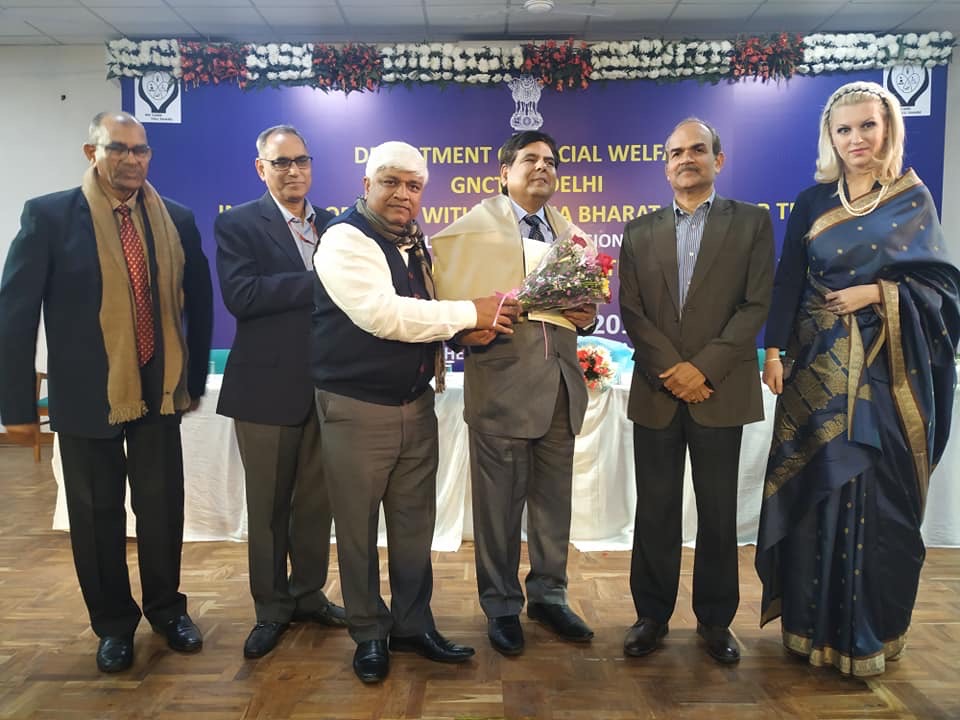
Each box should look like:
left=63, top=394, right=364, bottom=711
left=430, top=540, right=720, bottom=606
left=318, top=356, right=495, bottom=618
left=0, top=45, right=118, bottom=430
left=0, top=45, right=958, bottom=428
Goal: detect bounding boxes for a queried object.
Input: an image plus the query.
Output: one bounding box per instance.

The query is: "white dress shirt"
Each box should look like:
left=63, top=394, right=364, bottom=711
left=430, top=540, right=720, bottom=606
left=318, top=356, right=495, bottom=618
left=314, top=221, right=478, bottom=343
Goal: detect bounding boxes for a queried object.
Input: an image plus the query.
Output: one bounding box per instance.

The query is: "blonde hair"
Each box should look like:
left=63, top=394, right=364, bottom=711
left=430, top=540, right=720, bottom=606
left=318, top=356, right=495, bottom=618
left=815, top=81, right=904, bottom=185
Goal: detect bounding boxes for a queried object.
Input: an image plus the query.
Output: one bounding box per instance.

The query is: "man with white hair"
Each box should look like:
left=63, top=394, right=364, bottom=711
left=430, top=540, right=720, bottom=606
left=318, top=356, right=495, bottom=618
left=311, top=141, right=521, bottom=683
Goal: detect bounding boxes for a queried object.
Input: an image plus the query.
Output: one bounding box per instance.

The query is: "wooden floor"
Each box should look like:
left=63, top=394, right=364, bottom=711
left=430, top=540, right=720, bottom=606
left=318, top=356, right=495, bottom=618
left=1, top=446, right=958, bottom=720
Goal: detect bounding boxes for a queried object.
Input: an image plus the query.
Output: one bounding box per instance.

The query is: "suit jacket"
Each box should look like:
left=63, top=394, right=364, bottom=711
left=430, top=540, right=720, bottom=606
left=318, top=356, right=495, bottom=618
left=619, top=195, right=774, bottom=429
left=431, top=195, right=588, bottom=438
left=0, top=187, right=213, bottom=438
left=215, top=192, right=334, bottom=426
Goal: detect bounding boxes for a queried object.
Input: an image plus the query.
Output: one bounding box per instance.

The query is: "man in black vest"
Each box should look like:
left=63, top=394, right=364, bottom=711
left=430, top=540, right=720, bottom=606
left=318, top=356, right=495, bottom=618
left=215, top=125, right=346, bottom=660
left=311, top=141, right=520, bottom=683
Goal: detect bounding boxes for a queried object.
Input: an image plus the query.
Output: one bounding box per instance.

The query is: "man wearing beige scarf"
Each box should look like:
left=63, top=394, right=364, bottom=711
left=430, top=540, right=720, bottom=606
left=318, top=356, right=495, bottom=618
left=0, top=112, right=213, bottom=673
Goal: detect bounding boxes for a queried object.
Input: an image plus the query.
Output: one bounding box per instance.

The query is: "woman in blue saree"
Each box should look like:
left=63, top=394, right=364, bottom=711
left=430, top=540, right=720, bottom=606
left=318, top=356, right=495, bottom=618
left=756, top=81, right=960, bottom=677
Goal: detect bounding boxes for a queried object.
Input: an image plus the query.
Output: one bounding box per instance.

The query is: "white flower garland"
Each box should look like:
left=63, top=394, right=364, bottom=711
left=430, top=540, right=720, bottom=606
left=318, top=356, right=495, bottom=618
left=105, top=32, right=954, bottom=86
left=380, top=43, right=522, bottom=84
left=245, top=43, right=314, bottom=83
left=590, top=39, right=732, bottom=81
left=797, top=31, right=955, bottom=75
left=106, top=39, right=181, bottom=78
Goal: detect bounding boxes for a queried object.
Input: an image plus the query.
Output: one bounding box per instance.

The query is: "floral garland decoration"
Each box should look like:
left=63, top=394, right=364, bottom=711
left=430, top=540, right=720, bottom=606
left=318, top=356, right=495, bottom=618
left=106, top=38, right=181, bottom=78
left=523, top=38, right=592, bottom=91
left=180, top=42, right=245, bottom=88
left=590, top=39, right=732, bottom=82
left=335, top=44, right=382, bottom=93
left=798, top=32, right=955, bottom=75
left=381, top=43, right=517, bottom=85
left=104, top=31, right=955, bottom=91
left=731, top=32, right=804, bottom=81
left=244, top=43, right=314, bottom=89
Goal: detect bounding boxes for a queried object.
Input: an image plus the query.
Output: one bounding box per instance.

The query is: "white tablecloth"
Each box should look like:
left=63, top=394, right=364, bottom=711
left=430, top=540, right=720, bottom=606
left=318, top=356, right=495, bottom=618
left=53, top=373, right=960, bottom=549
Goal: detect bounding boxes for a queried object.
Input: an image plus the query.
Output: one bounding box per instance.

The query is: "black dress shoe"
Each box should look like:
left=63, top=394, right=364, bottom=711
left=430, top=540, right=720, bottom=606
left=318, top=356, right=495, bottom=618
left=353, top=639, right=389, bottom=683
left=151, top=613, right=203, bottom=653
left=96, top=635, right=134, bottom=673
left=624, top=617, right=668, bottom=657
left=697, top=623, right=740, bottom=664
left=243, top=621, right=289, bottom=659
left=389, top=630, right=475, bottom=663
left=487, top=615, right=524, bottom=656
left=527, top=602, right=594, bottom=642
left=292, top=603, right=348, bottom=628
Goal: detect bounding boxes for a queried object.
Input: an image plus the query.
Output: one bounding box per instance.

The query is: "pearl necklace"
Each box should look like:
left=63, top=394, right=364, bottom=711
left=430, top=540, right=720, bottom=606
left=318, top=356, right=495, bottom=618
left=837, top=175, right=888, bottom=217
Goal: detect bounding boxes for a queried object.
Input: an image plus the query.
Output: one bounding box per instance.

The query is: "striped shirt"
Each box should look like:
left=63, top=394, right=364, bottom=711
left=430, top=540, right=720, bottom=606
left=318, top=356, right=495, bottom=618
left=674, top=191, right=714, bottom=313
left=509, top=198, right=555, bottom=244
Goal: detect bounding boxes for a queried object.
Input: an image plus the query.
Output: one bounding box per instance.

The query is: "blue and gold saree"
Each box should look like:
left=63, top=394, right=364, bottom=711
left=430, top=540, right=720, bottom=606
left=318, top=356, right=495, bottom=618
left=756, top=170, right=960, bottom=677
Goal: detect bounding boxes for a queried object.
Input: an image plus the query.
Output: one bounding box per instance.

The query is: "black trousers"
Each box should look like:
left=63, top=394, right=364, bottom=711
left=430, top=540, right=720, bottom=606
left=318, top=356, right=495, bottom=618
left=630, top=405, right=743, bottom=628
left=59, top=418, right=187, bottom=638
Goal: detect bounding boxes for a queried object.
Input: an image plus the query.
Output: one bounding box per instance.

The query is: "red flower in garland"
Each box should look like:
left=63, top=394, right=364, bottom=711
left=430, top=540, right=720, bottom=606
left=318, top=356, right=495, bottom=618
left=180, top=41, right=245, bottom=88
left=729, top=32, right=803, bottom=82
left=522, top=38, right=592, bottom=91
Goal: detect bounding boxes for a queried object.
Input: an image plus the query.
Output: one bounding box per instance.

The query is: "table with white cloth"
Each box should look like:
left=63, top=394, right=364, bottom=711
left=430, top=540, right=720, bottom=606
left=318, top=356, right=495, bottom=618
left=52, top=372, right=960, bottom=549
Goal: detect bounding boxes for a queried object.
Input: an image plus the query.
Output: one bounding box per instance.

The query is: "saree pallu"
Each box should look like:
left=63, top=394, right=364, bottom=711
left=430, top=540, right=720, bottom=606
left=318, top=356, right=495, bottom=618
left=756, top=171, right=960, bottom=677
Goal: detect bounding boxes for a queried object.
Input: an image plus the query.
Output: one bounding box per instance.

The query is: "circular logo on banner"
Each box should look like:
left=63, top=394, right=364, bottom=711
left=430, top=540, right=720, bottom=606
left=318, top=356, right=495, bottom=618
left=138, top=71, right=180, bottom=113
left=886, top=65, right=929, bottom=107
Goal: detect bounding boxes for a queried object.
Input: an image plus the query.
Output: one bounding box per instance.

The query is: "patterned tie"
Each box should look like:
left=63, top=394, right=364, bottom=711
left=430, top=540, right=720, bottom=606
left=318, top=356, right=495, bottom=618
left=116, top=204, right=155, bottom=366
left=524, top=214, right=546, bottom=242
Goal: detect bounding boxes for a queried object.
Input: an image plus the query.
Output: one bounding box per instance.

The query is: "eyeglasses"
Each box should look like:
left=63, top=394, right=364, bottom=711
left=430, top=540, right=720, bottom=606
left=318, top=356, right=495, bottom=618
left=259, top=155, right=312, bottom=171
left=99, top=142, right=152, bottom=160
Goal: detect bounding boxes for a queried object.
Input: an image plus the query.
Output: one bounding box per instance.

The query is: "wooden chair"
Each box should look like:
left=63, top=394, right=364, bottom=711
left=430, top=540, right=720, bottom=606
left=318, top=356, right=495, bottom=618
left=34, top=371, right=50, bottom=463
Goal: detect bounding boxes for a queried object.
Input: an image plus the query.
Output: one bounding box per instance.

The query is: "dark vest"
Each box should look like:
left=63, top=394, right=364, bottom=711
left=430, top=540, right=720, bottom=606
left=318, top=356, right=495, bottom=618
left=311, top=207, right=437, bottom=406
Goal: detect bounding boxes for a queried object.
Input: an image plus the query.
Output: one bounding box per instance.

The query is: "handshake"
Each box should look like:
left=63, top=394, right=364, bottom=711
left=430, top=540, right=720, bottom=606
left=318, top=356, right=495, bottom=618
left=458, top=294, right=523, bottom=347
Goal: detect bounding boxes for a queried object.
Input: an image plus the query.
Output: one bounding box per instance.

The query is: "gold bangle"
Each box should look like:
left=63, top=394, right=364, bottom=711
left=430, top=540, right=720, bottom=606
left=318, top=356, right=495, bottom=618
left=764, top=357, right=782, bottom=365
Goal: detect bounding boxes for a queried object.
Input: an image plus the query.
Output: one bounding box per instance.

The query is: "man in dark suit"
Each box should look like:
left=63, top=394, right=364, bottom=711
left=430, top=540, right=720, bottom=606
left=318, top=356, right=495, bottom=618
left=0, top=111, right=213, bottom=673
left=215, top=125, right=346, bottom=659
left=431, top=131, right=597, bottom=656
left=618, top=118, right=774, bottom=664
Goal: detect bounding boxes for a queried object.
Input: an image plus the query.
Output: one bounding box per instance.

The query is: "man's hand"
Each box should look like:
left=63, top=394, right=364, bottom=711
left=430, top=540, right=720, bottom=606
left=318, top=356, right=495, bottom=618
left=562, top=303, right=597, bottom=329
left=659, top=362, right=711, bottom=402
left=3, top=423, right=39, bottom=445
left=457, top=329, right=497, bottom=346
left=824, top=283, right=880, bottom=315
left=473, top=295, right=521, bottom=334
left=183, top=398, right=201, bottom=414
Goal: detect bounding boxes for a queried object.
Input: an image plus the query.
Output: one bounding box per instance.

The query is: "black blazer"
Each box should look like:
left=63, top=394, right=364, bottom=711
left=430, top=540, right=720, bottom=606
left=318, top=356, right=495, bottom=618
left=215, top=193, right=334, bottom=426
left=0, top=187, right=213, bottom=438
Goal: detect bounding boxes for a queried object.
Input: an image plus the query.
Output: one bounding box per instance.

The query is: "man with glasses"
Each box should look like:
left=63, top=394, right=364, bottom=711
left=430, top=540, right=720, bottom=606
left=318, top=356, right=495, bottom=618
left=0, top=111, right=213, bottom=672
left=311, top=141, right=521, bottom=682
left=215, top=125, right=346, bottom=660
left=431, top=131, right=596, bottom=656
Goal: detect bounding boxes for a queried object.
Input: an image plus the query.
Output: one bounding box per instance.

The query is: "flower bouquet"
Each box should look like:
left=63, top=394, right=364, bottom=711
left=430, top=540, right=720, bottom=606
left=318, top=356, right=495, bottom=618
left=514, top=228, right=615, bottom=312
left=578, top=344, right=616, bottom=391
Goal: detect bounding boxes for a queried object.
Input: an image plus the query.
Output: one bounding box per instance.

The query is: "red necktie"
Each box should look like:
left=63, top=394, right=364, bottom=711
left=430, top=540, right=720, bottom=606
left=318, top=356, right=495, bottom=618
left=116, top=204, right=155, bottom=366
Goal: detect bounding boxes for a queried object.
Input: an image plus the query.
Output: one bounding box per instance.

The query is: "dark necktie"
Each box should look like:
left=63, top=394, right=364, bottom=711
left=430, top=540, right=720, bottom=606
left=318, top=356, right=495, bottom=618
left=116, top=204, right=155, bottom=366
left=524, top=214, right=546, bottom=243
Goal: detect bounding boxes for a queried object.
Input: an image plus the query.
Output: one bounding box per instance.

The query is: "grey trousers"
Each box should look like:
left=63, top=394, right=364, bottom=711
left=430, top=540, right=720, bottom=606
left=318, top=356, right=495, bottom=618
left=234, top=406, right=334, bottom=623
left=469, top=379, right=575, bottom=618
left=315, top=388, right=438, bottom=644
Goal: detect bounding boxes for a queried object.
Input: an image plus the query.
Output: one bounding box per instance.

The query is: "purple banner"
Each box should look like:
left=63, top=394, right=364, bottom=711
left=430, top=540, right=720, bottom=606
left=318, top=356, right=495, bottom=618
left=124, top=68, right=948, bottom=350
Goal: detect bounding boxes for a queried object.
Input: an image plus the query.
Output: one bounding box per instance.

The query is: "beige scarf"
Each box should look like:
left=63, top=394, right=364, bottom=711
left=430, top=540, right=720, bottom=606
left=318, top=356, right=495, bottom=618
left=81, top=166, right=190, bottom=423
